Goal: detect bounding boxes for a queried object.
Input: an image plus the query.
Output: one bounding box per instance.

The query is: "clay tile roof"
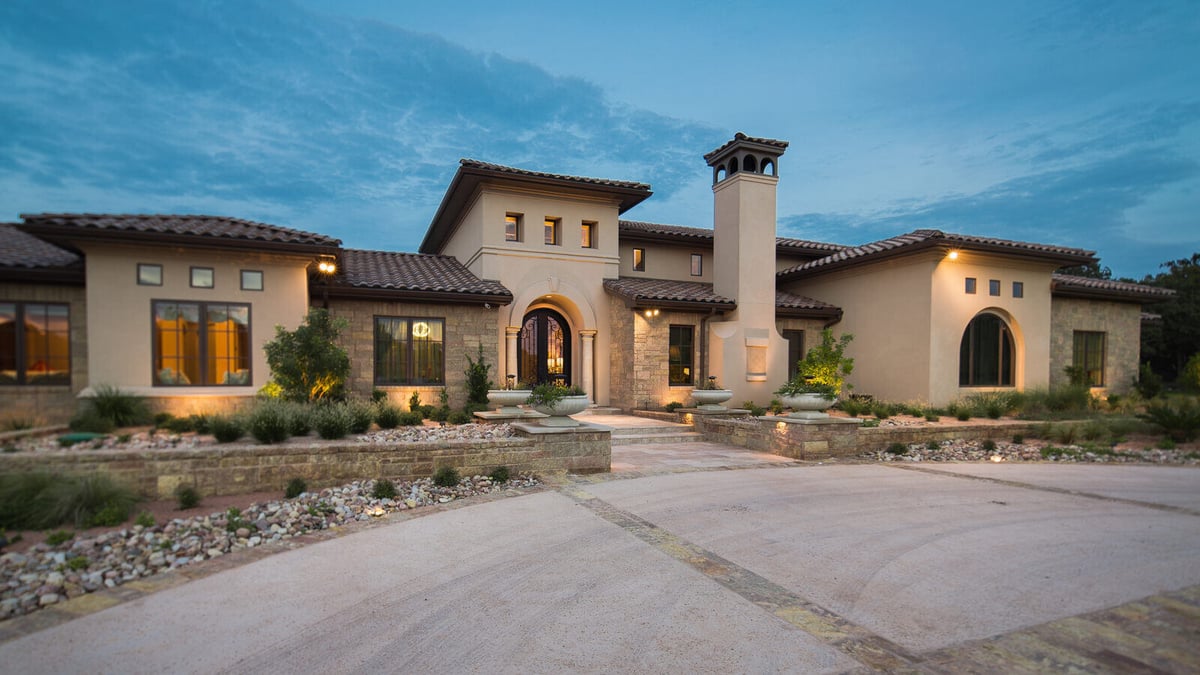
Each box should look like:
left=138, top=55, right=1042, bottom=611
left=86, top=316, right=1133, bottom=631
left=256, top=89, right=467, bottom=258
left=460, top=159, right=650, bottom=191
left=337, top=249, right=512, bottom=300
left=618, top=220, right=844, bottom=254
left=0, top=223, right=80, bottom=268
left=775, top=290, right=841, bottom=318
left=603, top=277, right=736, bottom=310
left=1052, top=274, right=1175, bottom=303
left=779, top=229, right=1094, bottom=279
left=704, top=132, right=790, bottom=163
left=18, top=213, right=341, bottom=249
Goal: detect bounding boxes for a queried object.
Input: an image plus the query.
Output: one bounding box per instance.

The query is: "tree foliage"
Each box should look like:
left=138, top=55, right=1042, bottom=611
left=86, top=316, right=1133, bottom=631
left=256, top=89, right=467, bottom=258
left=1140, top=252, right=1200, bottom=382
left=263, top=308, right=351, bottom=402
left=795, top=329, right=855, bottom=396
left=464, top=344, right=493, bottom=406
left=1058, top=261, right=1112, bottom=279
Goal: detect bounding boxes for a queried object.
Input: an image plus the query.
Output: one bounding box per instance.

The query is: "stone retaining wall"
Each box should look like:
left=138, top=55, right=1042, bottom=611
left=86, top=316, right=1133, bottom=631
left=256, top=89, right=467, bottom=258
left=0, top=430, right=611, bottom=499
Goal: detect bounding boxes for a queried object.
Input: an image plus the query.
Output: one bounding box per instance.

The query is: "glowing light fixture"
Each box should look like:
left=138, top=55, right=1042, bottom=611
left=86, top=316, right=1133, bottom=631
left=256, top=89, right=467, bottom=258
left=412, top=321, right=431, bottom=338
left=316, top=255, right=337, bottom=274
left=947, top=250, right=959, bottom=261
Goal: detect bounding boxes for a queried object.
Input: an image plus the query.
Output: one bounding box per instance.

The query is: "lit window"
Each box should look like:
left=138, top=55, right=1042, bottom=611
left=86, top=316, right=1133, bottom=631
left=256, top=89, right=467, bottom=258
left=374, top=317, right=445, bottom=385
left=0, top=302, right=70, bottom=385
left=668, top=325, right=694, bottom=385
left=690, top=254, right=702, bottom=276
left=989, top=279, right=1001, bottom=296
left=138, top=263, right=162, bottom=286
left=959, top=313, right=1013, bottom=387
left=965, top=277, right=977, bottom=294
left=1073, top=331, right=1105, bottom=386
left=153, top=301, right=250, bottom=386
left=544, top=218, right=560, bottom=246
left=505, top=214, right=521, bottom=242
left=1012, top=281, right=1024, bottom=298
left=581, top=221, right=596, bottom=248
left=633, top=248, right=645, bottom=272
left=191, top=267, right=214, bottom=289
left=241, top=270, right=263, bottom=291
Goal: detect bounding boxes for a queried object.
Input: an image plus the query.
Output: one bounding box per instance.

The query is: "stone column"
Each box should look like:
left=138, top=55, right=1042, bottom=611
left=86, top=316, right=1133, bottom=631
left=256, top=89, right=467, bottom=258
left=505, top=326, right=520, bottom=382
left=580, top=329, right=597, bottom=403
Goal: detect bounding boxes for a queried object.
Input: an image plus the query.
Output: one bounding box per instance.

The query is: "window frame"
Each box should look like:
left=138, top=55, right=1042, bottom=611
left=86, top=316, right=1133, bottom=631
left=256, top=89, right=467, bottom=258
left=241, top=270, right=264, bottom=292
left=633, top=247, right=646, bottom=272
left=505, top=213, right=522, bottom=242
left=1073, top=331, right=1106, bottom=387
left=373, top=316, right=446, bottom=386
left=0, top=301, right=71, bottom=386
left=190, top=267, right=214, bottom=289
left=137, top=263, right=163, bottom=286
left=668, top=324, right=695, bottom=386
left=989, top=279, right=1001, bottom=296
left=1012, top=281, right=1024, bottom=298
left=965, top=277, right=977, bottom=294
left=959, top=312, right=1014, bottom=387
left=151, top=299, right=252, bottom=387
left=544, top=218, right=560, bottom=246
left=690, top=253, right=703, bottom=277
left=581, top=221, right=596, bottom=249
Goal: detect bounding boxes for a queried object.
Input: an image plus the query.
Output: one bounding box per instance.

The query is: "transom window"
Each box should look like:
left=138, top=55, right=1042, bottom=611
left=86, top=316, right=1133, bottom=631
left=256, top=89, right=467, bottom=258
left=633, top=248, right=645, bottom=272
left=0, top=302, right=70, bottom=385
left=374, top=317, right=445, bottom=385
left=1073, top=331, right=1105, bottom=386
left=959, top=313, right=1013, bottom=387
left=505, top=214, right=521, bottom=242
left=544, top=218, right=560, bottom=246
left=153, top=301, right=250, bottom=386
left=668, top=325, right=694, bottom=385
left=581, top=221, right=596, bottom=248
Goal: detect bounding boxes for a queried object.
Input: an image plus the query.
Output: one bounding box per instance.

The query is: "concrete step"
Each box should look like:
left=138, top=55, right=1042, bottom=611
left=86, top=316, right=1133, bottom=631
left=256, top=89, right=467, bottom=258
left=585, top=407, right=623, bottom=416
left=611, top=431, right=704, bottom=446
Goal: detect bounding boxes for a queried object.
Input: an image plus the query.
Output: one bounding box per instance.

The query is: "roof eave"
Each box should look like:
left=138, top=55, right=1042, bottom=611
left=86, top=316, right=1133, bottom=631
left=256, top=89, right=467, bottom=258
left=320, top=285, right=513, bottom=306
left=1051, top=286, right=1173, bottom=304
left=15, top=225, right=341, bottom=257
left=776, top=305, right=843, bottom=319
left=0, top=266, right=85, bottom=285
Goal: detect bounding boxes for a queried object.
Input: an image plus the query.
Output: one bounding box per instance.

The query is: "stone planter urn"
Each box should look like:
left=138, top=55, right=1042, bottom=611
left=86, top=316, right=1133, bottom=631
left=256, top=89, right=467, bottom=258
left=691, top=389, right=734, bottom=411
left=487, top=389, right=532, bottom=414
left=530, top=394, right=590, bottom=427
left=780, top=393, right=836, bottom=419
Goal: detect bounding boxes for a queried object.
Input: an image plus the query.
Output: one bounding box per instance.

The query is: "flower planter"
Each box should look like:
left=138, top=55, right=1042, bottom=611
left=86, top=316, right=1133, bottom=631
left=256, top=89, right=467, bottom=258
left=691, top=389, right=734, bottom=411
left=530, top=394, right=590, bottom=427
left=780, top=393, right=836, bottom=419
left=487, top=389, right=532, bottom=414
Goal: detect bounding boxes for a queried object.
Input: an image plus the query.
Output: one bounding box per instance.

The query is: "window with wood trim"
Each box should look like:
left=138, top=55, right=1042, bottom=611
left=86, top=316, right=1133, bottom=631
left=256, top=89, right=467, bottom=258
left=0, top=302, right=70, bottom=385
left=581, top=221, right=596, bottom=248
left=153, top=301, right=250, bottom=386
left=690, top=254, right=702, bottom=276
left=668, top=325, right=694, bottom=385
left=633, top=248, right=645, bottom=272
left=374, top=317, right=445, bottom=385
left=505, top=214, right=521, bottom=242
left=1073, top=331, right=1105, bottom=386
left=544, top=218, right=560, bottom=246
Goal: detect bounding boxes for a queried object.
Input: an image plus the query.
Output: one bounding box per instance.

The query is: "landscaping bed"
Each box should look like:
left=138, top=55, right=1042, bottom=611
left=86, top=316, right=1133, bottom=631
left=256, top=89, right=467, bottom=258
left=860, top=436, right=1200, bottom=464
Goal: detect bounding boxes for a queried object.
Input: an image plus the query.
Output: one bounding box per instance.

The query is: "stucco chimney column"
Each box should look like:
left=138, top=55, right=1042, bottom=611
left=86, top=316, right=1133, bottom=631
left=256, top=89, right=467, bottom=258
left=505, top=326, right=520, bottom=381
left=579, top=329, right=596, bottom=402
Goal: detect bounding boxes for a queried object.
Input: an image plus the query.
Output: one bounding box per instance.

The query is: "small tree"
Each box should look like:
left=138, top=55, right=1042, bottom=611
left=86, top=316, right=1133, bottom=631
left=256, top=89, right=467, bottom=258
left=464, top=344, right=493, bottom=407
left=263, top=308, right=351, bottom=402
left=795, top=329, right=855, bottom=396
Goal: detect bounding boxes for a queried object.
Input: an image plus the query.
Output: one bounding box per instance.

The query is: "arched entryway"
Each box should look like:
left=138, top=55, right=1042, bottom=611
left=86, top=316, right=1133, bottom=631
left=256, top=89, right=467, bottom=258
left=959, top=312, right=1014, bottom=386
left=518, top=308, right=571, bottom=385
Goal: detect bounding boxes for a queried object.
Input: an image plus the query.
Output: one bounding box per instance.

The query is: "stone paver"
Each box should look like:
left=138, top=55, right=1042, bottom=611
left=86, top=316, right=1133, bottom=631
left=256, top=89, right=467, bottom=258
left=612, top=440, right=797, bottom=473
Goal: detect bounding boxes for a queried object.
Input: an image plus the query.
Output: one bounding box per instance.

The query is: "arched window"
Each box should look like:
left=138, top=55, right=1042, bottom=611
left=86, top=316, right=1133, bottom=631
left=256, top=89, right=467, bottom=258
left=743, top=154, right=757, bottom=172
left=729, top=157, right=739, bottom=174
left=959, top=313, right=1013, bottom=386
left=762, top=159, right=776, bottom=176
left=713, top=166, right=727, bottom=183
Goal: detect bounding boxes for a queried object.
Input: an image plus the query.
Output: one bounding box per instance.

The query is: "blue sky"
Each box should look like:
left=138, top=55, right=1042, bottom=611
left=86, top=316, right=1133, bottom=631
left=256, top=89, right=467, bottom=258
left=2, top=0, right=1197, bottom=278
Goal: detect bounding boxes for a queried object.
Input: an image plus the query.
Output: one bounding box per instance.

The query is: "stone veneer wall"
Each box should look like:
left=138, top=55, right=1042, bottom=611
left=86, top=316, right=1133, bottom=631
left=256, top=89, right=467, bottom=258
left=327, top=298, right=500, bottom=410
left=608, top=298, right=635, bottom=411
left=693, top=415, right=1042, bottom=460
left=0, top=430, right=611, bottom=499
left=0, top=283, right=87, bottom=424
left=608, top=302, right=705, bottom=411
left=1049, top=297, right=1141, bottom=394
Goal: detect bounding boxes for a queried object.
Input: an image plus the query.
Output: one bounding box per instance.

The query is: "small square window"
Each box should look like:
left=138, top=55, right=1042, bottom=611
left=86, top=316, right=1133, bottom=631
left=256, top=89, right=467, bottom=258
left=633, top=248, right=645, bottom=272
left=190, top=267, right=214, bottom=289
left=965, top=277, right=977, bottom=294
left=581, top=221, right=596, bottom=248
left=241, top=270, right=264, bottom=291
left=690, top=254, right=702, bottom=276
left=989, top=279, right=1001, bottom=296
left=505, top=214, right=521, bottom=242
left=138, top=263, right=162, bottom=286
left=544, top=218, right=560, bottom=246
left=1012, top=281, right=1024, bottom=298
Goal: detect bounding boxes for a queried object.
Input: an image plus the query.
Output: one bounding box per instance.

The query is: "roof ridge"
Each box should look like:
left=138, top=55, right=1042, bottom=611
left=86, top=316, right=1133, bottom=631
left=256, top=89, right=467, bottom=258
left=460, top=158, right=651, bottom=190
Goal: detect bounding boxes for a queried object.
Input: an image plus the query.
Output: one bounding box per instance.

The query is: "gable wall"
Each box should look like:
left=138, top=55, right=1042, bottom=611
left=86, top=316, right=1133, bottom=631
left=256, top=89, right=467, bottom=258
left=1049, top=297, right=1141, bottom=394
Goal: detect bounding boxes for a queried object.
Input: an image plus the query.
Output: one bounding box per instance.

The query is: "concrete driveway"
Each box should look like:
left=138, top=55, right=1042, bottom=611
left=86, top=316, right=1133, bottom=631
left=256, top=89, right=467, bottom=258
left=2, top=462, right=1198, bottom=673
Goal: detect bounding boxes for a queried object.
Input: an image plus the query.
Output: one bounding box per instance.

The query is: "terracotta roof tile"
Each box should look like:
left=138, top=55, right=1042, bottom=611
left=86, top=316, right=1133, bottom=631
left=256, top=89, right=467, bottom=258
left=460, top=159, right=650, bottom=191
left=775, top=290, right=838, bottom=311
left=0, top=223, right=80, bottom=269
left=339, top=249, right=511, bottom=298
left=603, top=277, right=735, bottom=309
left=1052, top=274, right=1174, bottom=302
left=19, top=213, right=341, bottom=248
left=618, top=220, right=844, bottom=253
left=704, top=132, right=790, bottom=163
left=780, top=229, right=1094, bottom=279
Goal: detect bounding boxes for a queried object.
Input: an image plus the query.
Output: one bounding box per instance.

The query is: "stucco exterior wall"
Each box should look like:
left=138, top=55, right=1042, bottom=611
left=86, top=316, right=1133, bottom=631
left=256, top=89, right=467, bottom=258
left=78, top=243, right=312, bottom=407
left=616, top=242, right=712, bottom=282
left=0, top=282, right=87, bottom=423
left=1049, top=297, right=1141, bottom=394
left=327, top=298, right=499, bottom=409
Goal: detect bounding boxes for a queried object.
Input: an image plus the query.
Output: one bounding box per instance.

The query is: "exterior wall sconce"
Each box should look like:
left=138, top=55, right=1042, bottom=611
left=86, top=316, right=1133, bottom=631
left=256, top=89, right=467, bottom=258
left=947, top=250, right=959, bottom=261
left=643, top=308, right=660, bottom=318
left=316, top=255, right=337, bottom=308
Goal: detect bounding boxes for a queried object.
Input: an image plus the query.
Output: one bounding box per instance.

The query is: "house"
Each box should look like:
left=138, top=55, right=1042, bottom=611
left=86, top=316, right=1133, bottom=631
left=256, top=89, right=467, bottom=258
left=0, top=133, right=1172, bottom=423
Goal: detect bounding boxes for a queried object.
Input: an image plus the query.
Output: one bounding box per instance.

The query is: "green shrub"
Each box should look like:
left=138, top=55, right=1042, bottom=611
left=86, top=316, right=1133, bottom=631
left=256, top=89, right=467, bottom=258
left=429, top=405, right=450, bottom=423
left=792, top=329, right=855, bottom=396
left=162, top=415, right=194, bottom=433
left=956, top=409, right=971, bottom=421
left=1011, top=434, right=1024, bottom=444
left=371, top=389, right=387, bottom=403
left=225, top=507, right=251, bottom=533
left=409, top=391, right=422, bottom=413
left=860, top=418, right=880, bottom=428
left=248, top=402, right=292, bottom=444
left=743, top=401, right=766, bottom=416
left=982, top=439, right=996, bottom=451
left=45, top=529, right=73, bottom=546
left=925, top=411, right=940, bottom=422
left=838, top=399, right=865, bottom=417
left=314, top=404, right=352, bottom=440
left=345, top=400, right=375, bottom=434
left=489, top=466, right=510, bottom=483
left=1081, top=419, right=1109, bottom=442
left=3, top=474, right=66, bottom=529
left=2, top=416, right=39, bottom=431
left=1138, top=397, right=1200, bottom=442
left=1157, top=438, right=1177, bottom=450
left=375, top=404, right=404, bottom=429
left=433, top=466, right=460, bottom=487
left=1182, top=353, right=1200, bottom=392
left=89, top=501, right=129, bottom=527
left=175, top=484, right=201, bottom=510
left=886, top=442, right=907, bottom=455
left=663, top=402, right=683, bottom=412
left=285, top=402, right=312, bottom=437
left=35, top=474, right=137, bottom=529
left=1051, top=423, right=1080, bottom=445
left=871, top=404, right=891, bottom=420
left=398, top=411, right=423, bottom=426
left=371, top=478, right=397, bottom=500
left=1134, top=362, right=1164, bottom=399
left=447, top=410, right=472, bottom=425
left=153, top=412, right=174, bottom=427
left=926, top=440, right=940, bottom=450
left=262, top=308, right=351, bottom=403
left=69, top=409, right=116, bottom=434
left=67, top=556, right=89, bottom=571
left=985, top=403, right=1003, bottom=419
left=89, top=385, right=153, bottom=427
left=285, top=477, right=307, bottom=499
left=464, top=345, right=493, bottom=408
left=464, top=402, right=489, bottom=415
left=135, top=511, right=155, bottom=528
left=209, top=415, right=245, bottom=443
left=769, top=398, right=784, bottom=415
